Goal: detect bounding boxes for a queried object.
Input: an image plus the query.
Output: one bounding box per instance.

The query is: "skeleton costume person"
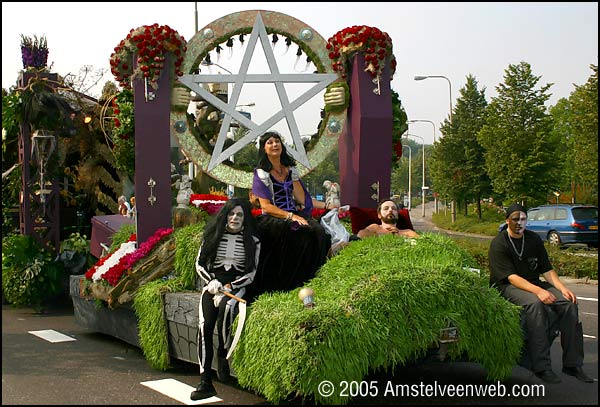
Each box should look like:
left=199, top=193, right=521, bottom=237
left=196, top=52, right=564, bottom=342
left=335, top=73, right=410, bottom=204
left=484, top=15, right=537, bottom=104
left=191, top=198, right=261, bottom=401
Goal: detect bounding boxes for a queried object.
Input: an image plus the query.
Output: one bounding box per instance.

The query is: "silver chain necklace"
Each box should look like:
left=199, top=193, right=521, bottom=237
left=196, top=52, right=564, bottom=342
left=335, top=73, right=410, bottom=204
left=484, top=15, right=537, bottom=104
left=508, top=233, right=525, bottom=260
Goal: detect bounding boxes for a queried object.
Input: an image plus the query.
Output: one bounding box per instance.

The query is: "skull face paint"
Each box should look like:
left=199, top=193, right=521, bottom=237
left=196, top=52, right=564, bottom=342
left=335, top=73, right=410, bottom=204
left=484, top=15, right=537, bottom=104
left=226, top=205, right=244, bottom=233
left=507, top=211, right=527, bottom=235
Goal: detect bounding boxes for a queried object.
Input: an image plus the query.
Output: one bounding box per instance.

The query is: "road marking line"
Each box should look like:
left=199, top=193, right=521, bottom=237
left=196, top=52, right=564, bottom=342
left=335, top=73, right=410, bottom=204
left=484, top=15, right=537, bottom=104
left=578, top=297, right=598, bottom=302
left=141, top=378, right=222, bottom=405
left=28, top=329, right=76, bottom=343
left=582, top=312, right=597, bottom=316
left=583, top=334, right=596, bottom=339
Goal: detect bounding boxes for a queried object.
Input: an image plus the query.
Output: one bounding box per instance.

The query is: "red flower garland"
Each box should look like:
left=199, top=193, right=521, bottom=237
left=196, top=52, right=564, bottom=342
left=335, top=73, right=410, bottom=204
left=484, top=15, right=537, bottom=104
left=109, top=23, right=186, bottom=90
left=326, top=25, right=396, bottom=80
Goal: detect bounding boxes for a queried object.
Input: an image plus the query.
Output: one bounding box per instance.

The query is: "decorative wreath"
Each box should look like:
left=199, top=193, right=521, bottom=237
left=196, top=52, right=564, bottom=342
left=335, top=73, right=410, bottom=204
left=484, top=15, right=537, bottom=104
left=109, top=24, right=187, bottom=90
left=326, top=25, right=396, bottom=81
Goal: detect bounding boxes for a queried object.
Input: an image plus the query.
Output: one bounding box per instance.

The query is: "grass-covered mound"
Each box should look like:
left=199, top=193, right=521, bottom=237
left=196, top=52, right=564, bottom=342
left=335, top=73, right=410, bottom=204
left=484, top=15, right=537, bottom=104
left=232, top=233, right=523, bottom=405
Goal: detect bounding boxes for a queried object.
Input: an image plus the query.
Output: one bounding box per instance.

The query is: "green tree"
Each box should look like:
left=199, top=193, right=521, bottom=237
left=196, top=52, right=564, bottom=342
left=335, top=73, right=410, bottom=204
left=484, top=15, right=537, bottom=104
left=433, top=75, right=489, bottom=218
left=477, top=61, right=560, bottom=206
left=548, top=97, right=574, bottom=200
left=568, top=64, right=598, bottom=204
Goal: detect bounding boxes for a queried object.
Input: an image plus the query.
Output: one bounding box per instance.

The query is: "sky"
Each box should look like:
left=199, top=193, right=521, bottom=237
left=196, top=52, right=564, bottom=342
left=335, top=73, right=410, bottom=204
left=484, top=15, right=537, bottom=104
left=2, top=2, right=598, bottom=146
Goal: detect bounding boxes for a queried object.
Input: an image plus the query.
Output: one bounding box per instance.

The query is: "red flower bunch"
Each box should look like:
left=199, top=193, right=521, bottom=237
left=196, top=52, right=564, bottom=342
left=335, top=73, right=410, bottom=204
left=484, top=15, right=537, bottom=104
left=85, top=234, right=137, bottom=280
left=85, top=228, right=173, bottom=287
left=393, top=140, right=404, bottom=164
left=326, top=26, right=396, bottom=80
left=109, top=23, right=186, bottom=90
left=189, top=193, right=229, bottom=215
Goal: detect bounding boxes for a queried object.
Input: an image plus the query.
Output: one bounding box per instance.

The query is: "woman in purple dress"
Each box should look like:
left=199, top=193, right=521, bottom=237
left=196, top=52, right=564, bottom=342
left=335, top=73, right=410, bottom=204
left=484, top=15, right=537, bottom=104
left=251, top=131, right=331, bottom=295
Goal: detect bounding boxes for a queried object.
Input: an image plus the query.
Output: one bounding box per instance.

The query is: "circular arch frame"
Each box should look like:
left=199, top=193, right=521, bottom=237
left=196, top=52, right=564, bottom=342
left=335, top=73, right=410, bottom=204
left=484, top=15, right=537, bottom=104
left=170, top=10, right=347, bottom=189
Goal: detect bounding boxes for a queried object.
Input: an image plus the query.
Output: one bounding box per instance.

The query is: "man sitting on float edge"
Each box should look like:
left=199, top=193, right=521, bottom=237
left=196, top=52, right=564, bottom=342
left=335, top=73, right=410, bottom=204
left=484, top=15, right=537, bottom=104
left=488, top=203, right=593, bottom=384
left=357, top=198, right=419, bottom=239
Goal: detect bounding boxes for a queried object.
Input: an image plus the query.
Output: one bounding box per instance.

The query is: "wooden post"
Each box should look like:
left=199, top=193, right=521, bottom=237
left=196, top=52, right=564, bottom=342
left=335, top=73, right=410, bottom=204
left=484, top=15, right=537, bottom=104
left=338, top=54, right=392, bottom=208
left=133, top=58, right=173, bottom=243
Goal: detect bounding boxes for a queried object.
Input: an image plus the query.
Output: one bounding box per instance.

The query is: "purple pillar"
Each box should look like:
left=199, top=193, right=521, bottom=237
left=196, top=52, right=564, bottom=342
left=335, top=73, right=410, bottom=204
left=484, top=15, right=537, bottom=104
left=339, top=54, right=392, bottom=209
left=133, top=60, right=172, bottom=243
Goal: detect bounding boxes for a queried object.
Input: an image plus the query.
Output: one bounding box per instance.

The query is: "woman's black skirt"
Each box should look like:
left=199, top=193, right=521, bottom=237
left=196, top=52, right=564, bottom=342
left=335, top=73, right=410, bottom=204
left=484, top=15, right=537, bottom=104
left=250, top=214, right=331, bottom=298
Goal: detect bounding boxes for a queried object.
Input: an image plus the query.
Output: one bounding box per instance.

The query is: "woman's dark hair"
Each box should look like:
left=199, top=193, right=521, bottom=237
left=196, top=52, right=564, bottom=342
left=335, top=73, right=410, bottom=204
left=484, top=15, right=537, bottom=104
left=257, top=131, right=296, bottom=171
left=198, top=198, right=259, bottom=273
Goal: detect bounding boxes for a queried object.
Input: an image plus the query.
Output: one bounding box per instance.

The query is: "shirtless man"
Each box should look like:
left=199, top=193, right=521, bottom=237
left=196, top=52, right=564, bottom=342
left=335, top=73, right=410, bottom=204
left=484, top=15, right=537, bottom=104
left=357, top=199, right=419, bottom=239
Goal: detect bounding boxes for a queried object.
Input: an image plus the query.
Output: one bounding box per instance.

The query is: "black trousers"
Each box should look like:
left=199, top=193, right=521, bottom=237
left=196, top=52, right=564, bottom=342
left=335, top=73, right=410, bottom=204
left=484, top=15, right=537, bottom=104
left=196, top=289, right=241, bottom=380
left=500, top=281, right=584, bottom=372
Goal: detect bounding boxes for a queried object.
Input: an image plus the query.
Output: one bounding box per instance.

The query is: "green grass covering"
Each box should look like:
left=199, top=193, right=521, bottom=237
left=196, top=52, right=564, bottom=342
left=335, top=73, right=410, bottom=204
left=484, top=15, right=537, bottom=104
left=132, top=221, right=204, bottom=370
left=232, top=233, right=523, bottom=405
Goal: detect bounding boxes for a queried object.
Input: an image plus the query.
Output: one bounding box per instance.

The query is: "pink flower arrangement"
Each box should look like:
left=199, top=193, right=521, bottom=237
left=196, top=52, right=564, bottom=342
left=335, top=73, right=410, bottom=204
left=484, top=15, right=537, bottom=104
left=85, top=228, right=173, bottom=287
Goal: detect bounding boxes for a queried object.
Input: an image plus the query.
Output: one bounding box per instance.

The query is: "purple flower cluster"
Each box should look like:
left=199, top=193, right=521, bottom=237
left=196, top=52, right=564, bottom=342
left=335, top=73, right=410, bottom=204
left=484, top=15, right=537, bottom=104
left=21, top=46, right=48, bottom=69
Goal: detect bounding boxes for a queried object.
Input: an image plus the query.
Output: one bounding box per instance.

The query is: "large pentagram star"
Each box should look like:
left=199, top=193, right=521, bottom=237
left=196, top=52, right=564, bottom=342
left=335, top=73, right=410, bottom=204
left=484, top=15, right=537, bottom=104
left=178, top=12, right=338, bottom=171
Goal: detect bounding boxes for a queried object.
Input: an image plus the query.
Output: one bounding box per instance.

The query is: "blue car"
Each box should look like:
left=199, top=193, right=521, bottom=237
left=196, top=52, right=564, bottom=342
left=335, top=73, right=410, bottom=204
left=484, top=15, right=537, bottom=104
left=499, top=204, right=598, bottom=247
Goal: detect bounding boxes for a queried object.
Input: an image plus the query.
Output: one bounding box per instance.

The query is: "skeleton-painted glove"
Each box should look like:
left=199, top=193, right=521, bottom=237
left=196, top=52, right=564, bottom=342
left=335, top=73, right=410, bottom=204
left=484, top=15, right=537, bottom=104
left=206, top=279, right=223, bottom=295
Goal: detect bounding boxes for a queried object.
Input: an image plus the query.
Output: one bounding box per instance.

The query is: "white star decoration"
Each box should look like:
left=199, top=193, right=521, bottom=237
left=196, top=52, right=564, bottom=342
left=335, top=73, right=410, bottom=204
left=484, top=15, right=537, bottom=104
left=178, top=12, right=338, bottom=171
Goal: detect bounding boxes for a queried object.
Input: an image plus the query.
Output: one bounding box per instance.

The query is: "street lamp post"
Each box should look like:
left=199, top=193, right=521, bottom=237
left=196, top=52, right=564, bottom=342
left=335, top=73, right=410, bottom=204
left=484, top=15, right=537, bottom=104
left=407, top=119, right=438, bottom=214
left=407, top=119, right=436, bottom=143
left=405, top=133, right=426, bottom=217
left=402, top=144, right=412, bottom=211
left=414, top=74, right=454, bottom=221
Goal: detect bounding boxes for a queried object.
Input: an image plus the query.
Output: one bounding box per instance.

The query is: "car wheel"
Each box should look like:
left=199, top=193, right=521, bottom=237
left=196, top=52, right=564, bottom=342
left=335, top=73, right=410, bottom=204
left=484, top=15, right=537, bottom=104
left=548, top=231, right=561, bottom=246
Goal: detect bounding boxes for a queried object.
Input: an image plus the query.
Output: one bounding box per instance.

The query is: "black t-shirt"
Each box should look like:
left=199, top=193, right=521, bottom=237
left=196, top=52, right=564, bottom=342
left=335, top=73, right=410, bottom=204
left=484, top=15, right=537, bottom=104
left=488, top=229, right=553, bottom=288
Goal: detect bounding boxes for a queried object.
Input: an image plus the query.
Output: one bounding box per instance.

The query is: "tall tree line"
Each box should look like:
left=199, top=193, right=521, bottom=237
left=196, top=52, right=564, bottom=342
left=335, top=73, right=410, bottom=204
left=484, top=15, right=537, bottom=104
left=424, top=61, right=598, bottom=215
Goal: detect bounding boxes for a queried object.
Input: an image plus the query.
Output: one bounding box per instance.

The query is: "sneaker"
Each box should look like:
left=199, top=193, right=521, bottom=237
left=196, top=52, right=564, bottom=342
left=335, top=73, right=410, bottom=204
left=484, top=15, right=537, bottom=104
left=190, top=379, right=217, bottom=400
left=535, top=369, right=561, bottom=384
left=217, top=357, right=231, bottom=382
left=562, top=366, right=594, bottom=383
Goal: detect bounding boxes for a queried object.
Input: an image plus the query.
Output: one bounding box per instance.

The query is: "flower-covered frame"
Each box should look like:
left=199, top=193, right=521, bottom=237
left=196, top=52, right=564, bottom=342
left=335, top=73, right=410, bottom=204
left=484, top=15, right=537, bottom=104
left=170, top=10, right=347, bottom=189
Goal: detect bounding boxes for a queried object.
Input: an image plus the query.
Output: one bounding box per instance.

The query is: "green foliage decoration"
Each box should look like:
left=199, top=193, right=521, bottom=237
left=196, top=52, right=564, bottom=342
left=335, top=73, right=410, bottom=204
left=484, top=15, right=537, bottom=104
left=108, top=223, right=136, bottom=252
left=111, top=89, right=135, bottom=176
left=2, top=234, right=64, bottom=309
left=133, top=221, right=205, bottom=370
left=232, top=233, right=522, bottom=404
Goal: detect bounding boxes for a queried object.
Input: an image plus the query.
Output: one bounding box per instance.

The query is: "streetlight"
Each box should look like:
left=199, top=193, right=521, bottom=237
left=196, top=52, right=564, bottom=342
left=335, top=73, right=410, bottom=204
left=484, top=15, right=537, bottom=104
left=404, top=133, right=426, bottom=218
left=413, top=75, right=453, bottom=123
left=408, top=119, right=439, bottom=214
left=402, top=144, right=412, bottom=211
left=407, top=119, right=436, bottom=143
left=414, top=74, right=454, bottom=221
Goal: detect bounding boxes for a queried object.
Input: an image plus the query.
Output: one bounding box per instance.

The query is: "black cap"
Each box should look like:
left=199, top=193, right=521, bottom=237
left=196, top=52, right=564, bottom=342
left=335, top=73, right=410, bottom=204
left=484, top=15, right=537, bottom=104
left=505, top=203, right=527, bottom=219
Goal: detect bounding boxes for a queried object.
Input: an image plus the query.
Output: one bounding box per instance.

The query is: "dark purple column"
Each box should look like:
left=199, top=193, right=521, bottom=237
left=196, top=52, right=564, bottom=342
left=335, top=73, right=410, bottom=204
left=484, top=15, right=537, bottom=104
left=339, top=54, right=392, bottom=209
left=133, top=60, right=172, bottom=243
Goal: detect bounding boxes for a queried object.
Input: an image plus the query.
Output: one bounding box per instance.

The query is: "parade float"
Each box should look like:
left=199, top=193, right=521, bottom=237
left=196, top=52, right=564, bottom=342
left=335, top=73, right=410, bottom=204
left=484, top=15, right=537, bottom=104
left=58, top=10, right=522, bottom=404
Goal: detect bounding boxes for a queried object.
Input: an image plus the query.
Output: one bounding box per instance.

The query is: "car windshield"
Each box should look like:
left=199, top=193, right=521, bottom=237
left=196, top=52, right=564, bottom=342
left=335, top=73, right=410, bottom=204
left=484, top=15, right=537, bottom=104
left=572, top=207, right=598, bottom=220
